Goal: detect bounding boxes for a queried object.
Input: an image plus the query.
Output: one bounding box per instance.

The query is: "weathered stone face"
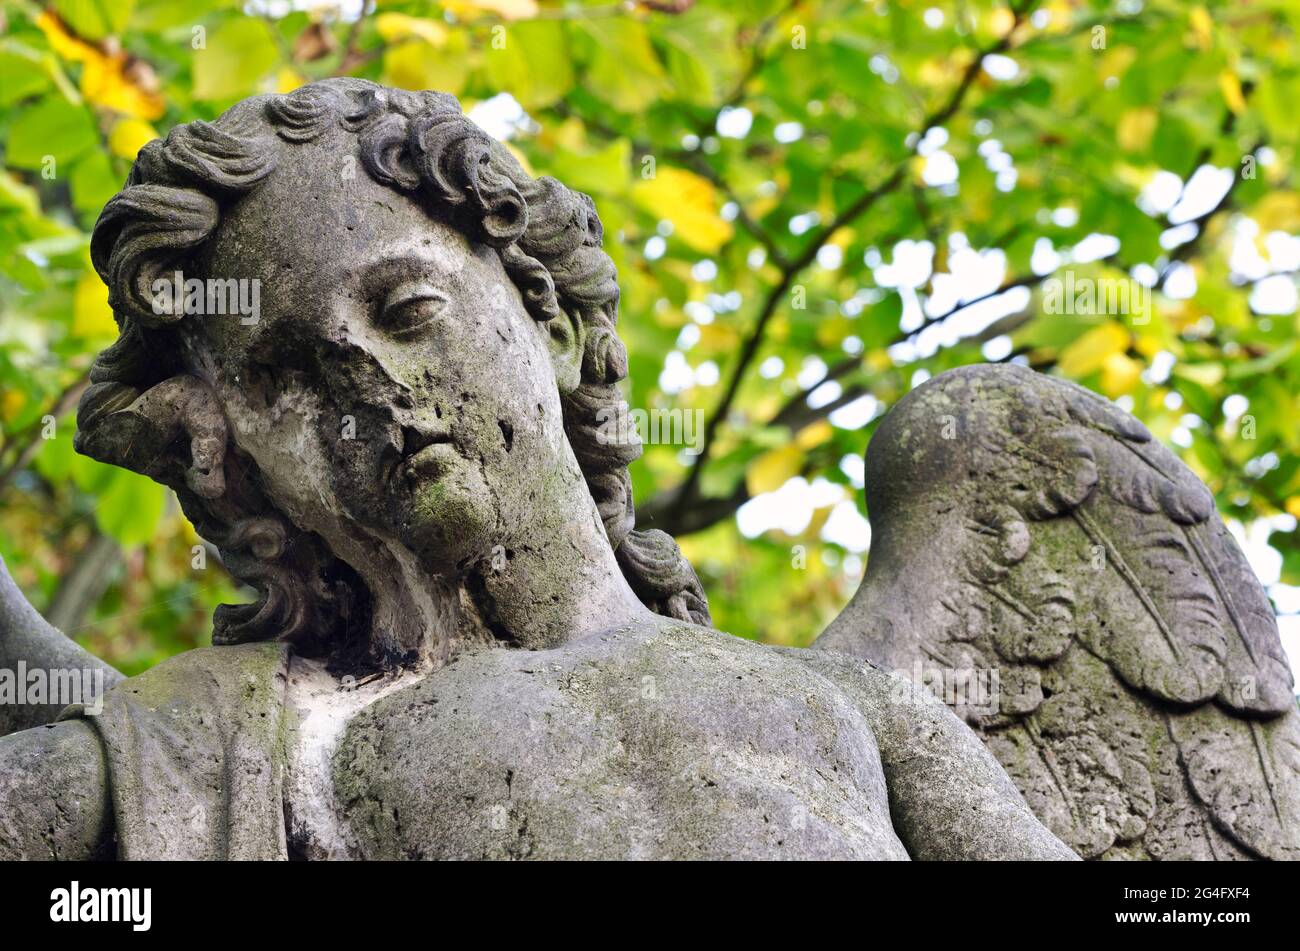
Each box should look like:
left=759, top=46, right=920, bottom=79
left=76, top=78, right=712, bottom=659
left=194, top=124, right=575, bottom=579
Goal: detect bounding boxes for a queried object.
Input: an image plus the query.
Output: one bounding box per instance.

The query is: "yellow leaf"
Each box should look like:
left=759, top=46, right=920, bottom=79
left=81, top=55, right=165, bottom=118
left=276, top=67, right=306, bottom=94
left=1251, top=192, right=1300, bottom=233
left=696, top=322, right=737, bottom=351
left=36, top=11, right=98, bottom=62
left=38, top=12, right=164, bottom=119
left=908, top=154, right=927, bottom=184
left=752, top=393, right=782, bottom=421
left=1098, top=46, right=1137, bottom=82
left=383, top=39, right=470, bottom=95
left=746, top=445, right=803, bottom=496
left=988, top=7, right=1016, bottom=35
left=806, top=501, right=839, bottom=539
left=631, top=167, right=733, bottom=254
left=1058, top=322, right=1130, bottom=377
left=746, top=191, right=779, bottom=223
left=540, top=116, right=588, bottom=152
left=442, top=0, right=540, bottom=21
left=865, top=350, right=891, bottom=372
left=1113, top=163, right=1155, bottom=193
left=1133, top=333, right=1165, bottom=359
left=918, top=58, right=955, bottom=87
left=1, top=389, right=25, bottom=422
left=816, top=316, right=853, bottom=348
left=375, top=13, right=448, bottom=47
left=1174, top=362, right=1224, bottom=388
left=1116, top=108, right=1157, bottom=152
left=73, top=272, right=116, bottom=339
left=675, top=534, right=703, bottom=564
left=795, top=420, right=833, bottom=450
left=1100, top=352, right=1141, bottom=398
left=107, top=118, right=157, bottom=160
left=1219, top=70, right=1246, bottom=114
left=1044, top=1, right=1074, bottom=34
left=1189, top=7, right=1214, bottom=50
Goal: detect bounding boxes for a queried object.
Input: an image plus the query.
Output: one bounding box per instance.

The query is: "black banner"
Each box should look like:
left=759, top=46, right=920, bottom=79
left=0, top=859, right=1286, bottom=938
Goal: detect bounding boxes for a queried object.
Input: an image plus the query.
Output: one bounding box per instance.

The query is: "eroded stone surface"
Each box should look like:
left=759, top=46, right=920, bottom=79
left=334, top=620, right=908, bottom=860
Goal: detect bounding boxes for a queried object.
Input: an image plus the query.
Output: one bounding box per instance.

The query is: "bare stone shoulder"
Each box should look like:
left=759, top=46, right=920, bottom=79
left=330, top=619, right=911, bottom=860
left=787, top=646, right=1079, bottom=861
left=0, top=719, right=111, bottom=860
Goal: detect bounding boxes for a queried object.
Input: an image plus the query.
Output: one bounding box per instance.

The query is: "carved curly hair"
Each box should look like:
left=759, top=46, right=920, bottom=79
left=78, top=79, right=709, bottom=658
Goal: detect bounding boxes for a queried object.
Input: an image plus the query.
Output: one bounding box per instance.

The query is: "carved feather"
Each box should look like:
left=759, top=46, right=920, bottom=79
left=1169, top=702, right=1300, bottom=860
left=1035, top=406, right=1295, bottom=857
left=1072, top=505, right=1226, bottom=705
left=1191, top=518, right=1297, bottom=714
left=1064, top=380, right=1293, bottom=710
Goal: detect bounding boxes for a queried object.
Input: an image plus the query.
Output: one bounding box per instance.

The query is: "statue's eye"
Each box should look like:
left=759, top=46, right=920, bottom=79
left=379, top=284, right=449, bottom=338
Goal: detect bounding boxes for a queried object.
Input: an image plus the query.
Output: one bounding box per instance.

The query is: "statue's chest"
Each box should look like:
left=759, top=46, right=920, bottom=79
left=321, top=649, right=909, bottom=860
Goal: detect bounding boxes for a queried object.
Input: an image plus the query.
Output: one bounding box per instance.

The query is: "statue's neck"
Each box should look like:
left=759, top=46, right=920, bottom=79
left=464, top=491, right=649, bottom=651
left=358, top=458, right=650, bottom=668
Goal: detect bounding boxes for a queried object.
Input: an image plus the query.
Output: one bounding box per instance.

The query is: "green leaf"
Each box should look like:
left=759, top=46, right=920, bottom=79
left=53, top=0, right=135, bottom=40
left=192, top=18, right=280, bottom=101
left=482, top=21, right=574, bottom=109
left=579, top=20, right=669, bottom=112
left=71, top=151, right=120, bottom=219
left=0, top=48, right=52, bottom=106
left=96, top=471, right=167, bottom=547
left=545, top=139, right=630, bottom=197
left=129, top=0, right=213, bottom=32
left=6, top=96, right=98, bottom=170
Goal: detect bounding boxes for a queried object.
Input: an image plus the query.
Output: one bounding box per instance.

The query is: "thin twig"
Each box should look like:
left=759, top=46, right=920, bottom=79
left=0, top=371, right=90, bottom=496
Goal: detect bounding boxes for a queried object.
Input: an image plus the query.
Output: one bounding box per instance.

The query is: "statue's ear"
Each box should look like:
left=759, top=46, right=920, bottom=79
left=546, top=307, right=586, bottom=396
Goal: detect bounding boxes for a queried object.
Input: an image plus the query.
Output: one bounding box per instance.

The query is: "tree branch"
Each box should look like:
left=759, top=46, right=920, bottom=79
left=0, top=371, right=90, bottom=497
left=657, top=0, right=1037, bottom=524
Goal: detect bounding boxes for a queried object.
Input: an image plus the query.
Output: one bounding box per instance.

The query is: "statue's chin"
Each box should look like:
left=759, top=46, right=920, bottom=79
left=384, top=450, right=500, bottom=571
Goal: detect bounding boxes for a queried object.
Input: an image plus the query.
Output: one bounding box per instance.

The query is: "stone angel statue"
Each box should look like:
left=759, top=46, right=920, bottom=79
left=0, top=79, right=1291, bottom=861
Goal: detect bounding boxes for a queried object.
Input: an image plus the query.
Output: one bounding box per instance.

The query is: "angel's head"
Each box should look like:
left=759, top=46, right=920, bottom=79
left=77, top=79, right=707, bottom=665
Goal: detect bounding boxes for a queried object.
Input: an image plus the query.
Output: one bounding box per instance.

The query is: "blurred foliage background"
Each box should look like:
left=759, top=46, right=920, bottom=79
left=2, top=0, right=1300, bottom=675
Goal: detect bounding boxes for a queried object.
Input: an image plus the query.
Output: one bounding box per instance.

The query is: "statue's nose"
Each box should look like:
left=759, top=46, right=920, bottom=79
left=400, top=424, right=450, bottom=457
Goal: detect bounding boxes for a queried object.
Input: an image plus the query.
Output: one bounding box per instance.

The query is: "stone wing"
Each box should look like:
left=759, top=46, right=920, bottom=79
left=817, top=364, right=1300, bottom=859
